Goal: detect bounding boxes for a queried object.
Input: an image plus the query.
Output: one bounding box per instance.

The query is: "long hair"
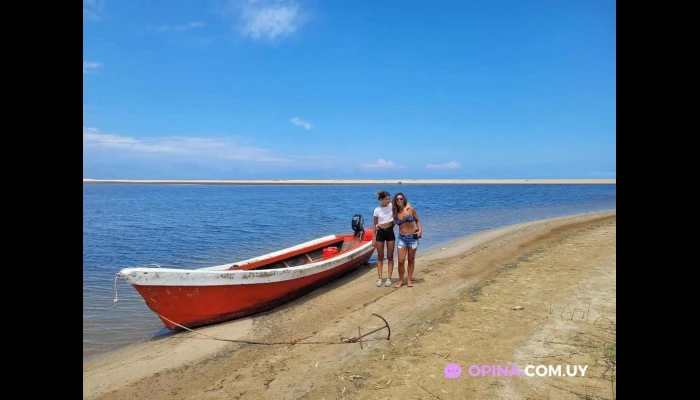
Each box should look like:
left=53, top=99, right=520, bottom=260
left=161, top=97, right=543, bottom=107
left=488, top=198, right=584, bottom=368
left=392, top=192, right=407, bottom=217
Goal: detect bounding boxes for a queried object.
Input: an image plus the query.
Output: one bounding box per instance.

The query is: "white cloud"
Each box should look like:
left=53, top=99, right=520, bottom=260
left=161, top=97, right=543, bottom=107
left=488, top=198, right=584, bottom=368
left=83, top=0, right=104, bottom=22
left=227, top=0, right=308, bottom=42
left=147, top=22, right=205, bottom=33
left=290, top=117, right=312, bottom=130
left=83, top=61, right=101, bottom=74
left=426, top=161, right=460, bottom=169
left=361, top=159, right=407, bottom=169
left=83, top=127, right=290, bottom=163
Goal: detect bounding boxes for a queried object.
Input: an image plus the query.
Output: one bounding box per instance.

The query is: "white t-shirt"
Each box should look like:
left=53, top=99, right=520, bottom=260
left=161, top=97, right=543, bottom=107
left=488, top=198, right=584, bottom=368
left=373, top=204, right=394, bottom=224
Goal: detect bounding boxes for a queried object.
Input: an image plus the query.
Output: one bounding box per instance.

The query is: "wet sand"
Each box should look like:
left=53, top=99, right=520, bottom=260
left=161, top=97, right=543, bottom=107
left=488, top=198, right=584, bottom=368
left=83, top=210, right=616, bottom=399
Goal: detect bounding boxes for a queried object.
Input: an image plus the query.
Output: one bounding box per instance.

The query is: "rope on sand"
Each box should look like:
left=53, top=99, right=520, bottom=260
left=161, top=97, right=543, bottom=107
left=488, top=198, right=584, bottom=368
left=155, top=313, right=387, bottom=346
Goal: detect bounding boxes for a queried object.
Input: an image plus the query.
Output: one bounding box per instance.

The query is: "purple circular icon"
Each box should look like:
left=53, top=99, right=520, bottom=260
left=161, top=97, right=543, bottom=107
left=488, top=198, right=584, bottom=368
left=444, top=363, right=462, bottom=378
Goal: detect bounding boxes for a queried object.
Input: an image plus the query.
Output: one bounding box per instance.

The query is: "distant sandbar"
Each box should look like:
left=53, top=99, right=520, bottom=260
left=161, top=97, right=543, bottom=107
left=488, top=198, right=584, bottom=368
left=83, top=178, right=615, bottom=185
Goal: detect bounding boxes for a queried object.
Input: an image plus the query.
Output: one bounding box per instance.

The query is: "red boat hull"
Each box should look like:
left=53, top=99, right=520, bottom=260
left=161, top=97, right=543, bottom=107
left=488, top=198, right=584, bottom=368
left=134, top=250, right=374, bottom=330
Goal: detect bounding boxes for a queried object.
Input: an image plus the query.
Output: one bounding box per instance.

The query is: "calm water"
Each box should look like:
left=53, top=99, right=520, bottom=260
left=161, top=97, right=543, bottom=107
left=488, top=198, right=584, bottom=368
left=83, top=183, right=616, bottom=360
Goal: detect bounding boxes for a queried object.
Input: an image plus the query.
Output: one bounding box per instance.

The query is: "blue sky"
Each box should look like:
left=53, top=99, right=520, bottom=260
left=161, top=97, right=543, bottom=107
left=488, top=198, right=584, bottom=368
left=83, top=0, right=616, bottom=179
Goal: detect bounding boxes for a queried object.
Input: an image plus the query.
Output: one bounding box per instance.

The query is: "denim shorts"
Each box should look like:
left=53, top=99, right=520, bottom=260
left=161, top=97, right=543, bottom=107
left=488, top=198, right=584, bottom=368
left=397, top=234, right=419, bottom=249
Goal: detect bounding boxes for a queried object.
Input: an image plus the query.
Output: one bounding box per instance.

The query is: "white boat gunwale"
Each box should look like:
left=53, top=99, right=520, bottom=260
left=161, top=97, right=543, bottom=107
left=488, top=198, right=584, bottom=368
left=117, top=234, right=374, bottom=287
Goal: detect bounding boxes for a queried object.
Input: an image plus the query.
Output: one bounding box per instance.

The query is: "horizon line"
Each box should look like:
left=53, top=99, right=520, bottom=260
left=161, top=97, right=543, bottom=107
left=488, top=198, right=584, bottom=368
left=83, top=178, right=616, bottom=185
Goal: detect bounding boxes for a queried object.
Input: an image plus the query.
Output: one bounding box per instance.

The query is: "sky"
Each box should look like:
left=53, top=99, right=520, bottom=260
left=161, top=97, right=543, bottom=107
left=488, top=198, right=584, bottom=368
left=83, top=0, right=616, bottom=179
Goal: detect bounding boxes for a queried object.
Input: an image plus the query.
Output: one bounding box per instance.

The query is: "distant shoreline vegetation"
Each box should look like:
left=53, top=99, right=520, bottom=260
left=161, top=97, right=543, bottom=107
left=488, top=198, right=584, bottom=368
left=83, top=179, right=616, bottom=185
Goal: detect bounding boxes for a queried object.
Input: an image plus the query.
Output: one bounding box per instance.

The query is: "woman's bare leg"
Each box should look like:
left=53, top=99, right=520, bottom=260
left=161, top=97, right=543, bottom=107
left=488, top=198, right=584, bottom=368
left=376, top=241, right=384, bottom=280
left=386, top=240, right=395, bottom=281
left=407, top=247, right=417, bottom=287
left=395, top=246, right=407, bottom=287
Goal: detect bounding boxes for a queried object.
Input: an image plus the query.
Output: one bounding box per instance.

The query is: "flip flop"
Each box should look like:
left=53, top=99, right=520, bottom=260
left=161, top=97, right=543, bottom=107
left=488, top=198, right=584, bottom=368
left=394, top=282, right=403, bottom=288
left=407, top=282, right=413, bottom=287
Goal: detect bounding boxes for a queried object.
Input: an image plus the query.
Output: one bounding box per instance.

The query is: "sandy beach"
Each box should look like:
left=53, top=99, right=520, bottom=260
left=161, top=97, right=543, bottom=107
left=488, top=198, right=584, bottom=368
left=83, top=210, right=616, bottom=400
left=83, top=178, right=616, bottom=185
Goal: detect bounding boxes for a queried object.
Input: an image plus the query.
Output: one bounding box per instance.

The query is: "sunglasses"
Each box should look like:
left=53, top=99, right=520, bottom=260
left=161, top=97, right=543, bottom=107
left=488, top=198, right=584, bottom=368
left=396, top=198, right=405, bottom=201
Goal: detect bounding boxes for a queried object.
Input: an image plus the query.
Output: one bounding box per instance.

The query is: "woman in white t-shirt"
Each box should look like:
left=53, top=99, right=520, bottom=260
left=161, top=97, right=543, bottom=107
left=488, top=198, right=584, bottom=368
left=372, top=190, right=396, bottom=287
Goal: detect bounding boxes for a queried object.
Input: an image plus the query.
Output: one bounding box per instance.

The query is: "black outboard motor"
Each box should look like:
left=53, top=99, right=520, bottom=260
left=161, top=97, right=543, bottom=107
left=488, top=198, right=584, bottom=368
left=351, top=214, right=364, bottom=239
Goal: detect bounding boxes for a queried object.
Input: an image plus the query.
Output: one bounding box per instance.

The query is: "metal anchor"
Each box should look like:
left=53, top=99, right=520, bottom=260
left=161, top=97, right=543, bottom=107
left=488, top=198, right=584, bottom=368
left=342, top=313, right=391, bottom=349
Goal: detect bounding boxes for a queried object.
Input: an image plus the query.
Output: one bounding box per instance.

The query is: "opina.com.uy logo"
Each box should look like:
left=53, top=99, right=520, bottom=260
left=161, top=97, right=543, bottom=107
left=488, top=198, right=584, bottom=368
left=444, top=363, right=589, bottom=378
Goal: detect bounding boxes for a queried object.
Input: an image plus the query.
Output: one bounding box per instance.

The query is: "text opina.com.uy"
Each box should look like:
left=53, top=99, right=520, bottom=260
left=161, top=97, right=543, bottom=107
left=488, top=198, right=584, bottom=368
left=444, top=364, right=589, bottom=378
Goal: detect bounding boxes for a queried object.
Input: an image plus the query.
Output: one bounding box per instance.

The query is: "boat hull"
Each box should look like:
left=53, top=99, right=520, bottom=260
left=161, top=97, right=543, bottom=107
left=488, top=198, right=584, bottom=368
left=130, top=244, right=374, bottom=330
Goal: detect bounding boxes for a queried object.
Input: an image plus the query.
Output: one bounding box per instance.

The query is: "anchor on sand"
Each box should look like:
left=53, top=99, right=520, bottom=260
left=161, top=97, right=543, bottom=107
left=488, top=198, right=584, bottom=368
left=341, top=313, right=391, bottom=349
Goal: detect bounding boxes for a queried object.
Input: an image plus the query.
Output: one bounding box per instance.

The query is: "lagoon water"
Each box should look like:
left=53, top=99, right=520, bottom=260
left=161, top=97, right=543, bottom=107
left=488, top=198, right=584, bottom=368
left=83, top=183, right=616, bottom=360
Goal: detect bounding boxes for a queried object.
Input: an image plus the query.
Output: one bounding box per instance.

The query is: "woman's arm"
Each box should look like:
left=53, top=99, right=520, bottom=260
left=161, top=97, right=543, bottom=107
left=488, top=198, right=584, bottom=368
left=372, top=207, right=380, bottom=230
left=372, top=216, right=379, bottom=245
left=413, top=208, right=422, bottom=237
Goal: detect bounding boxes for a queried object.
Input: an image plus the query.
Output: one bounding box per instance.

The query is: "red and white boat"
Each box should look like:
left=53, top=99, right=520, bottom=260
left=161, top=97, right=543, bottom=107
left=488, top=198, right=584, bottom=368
left=116, top=219, right=375, bottom=331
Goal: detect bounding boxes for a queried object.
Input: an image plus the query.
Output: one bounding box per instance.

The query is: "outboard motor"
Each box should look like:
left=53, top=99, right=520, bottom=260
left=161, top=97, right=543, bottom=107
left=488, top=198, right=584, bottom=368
left=351, top=214, right=364, bottom=239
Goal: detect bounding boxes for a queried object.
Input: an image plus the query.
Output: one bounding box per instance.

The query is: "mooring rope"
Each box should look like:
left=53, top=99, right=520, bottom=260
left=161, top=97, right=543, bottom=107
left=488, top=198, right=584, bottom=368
left=113, top=274, right=119, bottom=308
left=155, top=312, right=386, bottom=346
left=113, top=265, right=159, bottom=307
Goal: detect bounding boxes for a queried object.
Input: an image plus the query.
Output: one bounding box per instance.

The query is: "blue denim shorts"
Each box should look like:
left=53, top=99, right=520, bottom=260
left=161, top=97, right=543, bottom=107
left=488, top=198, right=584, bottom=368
left=397, top=233, right=419, bottom=249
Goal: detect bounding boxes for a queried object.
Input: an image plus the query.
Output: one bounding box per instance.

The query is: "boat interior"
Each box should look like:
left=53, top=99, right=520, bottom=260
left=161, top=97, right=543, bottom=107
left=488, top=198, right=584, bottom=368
left=228, top=234, right=367, bottom=271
